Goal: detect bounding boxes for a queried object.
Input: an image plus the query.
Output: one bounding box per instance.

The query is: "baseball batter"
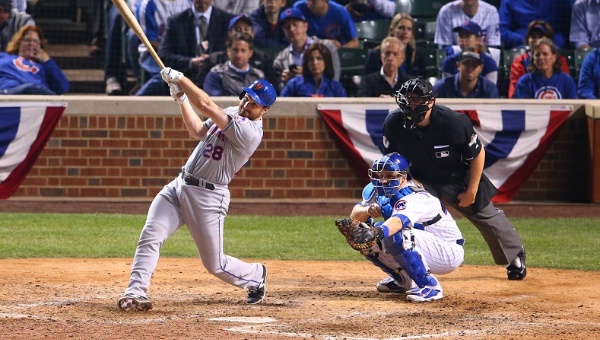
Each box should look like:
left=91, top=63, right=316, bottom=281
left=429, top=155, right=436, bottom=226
left=345, top=153, right=464, bottom=302
left=117, top=68, right=277, bottom=311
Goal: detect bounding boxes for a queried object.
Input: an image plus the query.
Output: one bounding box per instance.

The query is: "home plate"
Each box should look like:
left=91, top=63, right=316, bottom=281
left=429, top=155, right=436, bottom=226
left=209, top=317, right=277, bottom=323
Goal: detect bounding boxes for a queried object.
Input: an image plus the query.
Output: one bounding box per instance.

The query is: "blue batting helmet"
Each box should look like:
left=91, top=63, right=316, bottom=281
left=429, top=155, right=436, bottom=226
left=369, top=153, right=410, bottom=197
left=240, top=79, right=277, bottom=107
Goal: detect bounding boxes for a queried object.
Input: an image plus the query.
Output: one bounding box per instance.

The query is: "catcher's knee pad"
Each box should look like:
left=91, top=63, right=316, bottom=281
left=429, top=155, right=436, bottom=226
left=401, top=249, right=437, bottom=288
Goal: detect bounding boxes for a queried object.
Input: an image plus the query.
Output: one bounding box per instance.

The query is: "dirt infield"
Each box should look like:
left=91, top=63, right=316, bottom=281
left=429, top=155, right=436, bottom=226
left=1, top=200, right=600, bottom=339
left=1, top=259, right=599, bottom=339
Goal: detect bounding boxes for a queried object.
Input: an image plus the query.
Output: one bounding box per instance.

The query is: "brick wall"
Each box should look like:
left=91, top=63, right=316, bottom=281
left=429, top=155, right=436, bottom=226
left=7, top=97, right=595, bottom=203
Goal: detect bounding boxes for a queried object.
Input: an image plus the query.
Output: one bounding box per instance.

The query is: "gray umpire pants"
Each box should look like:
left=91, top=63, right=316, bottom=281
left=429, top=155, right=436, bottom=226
left=424, top=182, right=524, bottom=265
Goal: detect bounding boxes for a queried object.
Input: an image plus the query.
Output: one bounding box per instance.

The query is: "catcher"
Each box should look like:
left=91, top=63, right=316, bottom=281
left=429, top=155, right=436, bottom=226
left=335, top=153, right=464, bottom=302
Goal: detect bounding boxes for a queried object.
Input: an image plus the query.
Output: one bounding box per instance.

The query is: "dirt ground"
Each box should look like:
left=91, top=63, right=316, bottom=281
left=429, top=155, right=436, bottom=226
left=0, top=259, right=599, bottom=339
left=1, top=200, right=600, bottom=339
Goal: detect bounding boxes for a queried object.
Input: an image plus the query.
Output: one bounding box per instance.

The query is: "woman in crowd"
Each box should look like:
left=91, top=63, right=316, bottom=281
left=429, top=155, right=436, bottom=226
left=280, top=42, right=346, bottom=97
left=363, top=13, right=425, bottom=77
left=508, top=20, right=570, bottom=98
left=0, top=25, right=69, bottom=95
left=513, top=38, right=577, bottom=99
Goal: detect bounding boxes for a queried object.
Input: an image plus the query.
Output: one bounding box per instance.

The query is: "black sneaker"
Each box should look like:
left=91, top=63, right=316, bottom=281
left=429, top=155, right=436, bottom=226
left=506, top=247, right=527, bottom=280
left=247, top=265, right=267, bottom=304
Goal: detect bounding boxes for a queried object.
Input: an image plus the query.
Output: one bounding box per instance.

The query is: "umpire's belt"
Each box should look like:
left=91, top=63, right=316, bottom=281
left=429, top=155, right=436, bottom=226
left=181, top=172, right=215, bottom=190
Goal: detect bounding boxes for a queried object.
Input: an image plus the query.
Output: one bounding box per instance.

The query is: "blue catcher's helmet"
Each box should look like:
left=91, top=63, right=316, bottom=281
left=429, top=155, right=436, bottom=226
left=240, top=79, right=277, bottom=107
left=369, top=153, right=410, bottom=198
left=394, top=78, right=435, bottom=129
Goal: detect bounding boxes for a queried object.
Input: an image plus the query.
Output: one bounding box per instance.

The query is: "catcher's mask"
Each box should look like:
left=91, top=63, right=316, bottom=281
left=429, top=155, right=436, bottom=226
left=369, top=152, right=410, bottom=198
left=394, top=78, right=435, bottom=129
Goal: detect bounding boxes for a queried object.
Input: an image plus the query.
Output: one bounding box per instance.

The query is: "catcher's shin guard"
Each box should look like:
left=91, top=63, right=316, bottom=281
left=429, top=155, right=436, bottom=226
left=384, top=231, right=436, bottom=288
left=363, top=251, right=405, bottom=285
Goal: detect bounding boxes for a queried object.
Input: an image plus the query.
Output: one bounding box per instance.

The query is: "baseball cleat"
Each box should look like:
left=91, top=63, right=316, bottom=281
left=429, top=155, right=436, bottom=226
left=506, top=247, right=527, bottom=280
left=376, top=277, right=408, bottom=293
left=247, top=264, right=267, bottom=304
left=117, top=293, right=153, bottom=312
left=406, top=287, right=443, bottom=302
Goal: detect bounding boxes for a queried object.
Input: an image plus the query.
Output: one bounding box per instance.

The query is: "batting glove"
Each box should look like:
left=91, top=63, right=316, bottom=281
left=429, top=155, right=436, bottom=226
left=161, top=67, right=184, bottom=84
left=169, top=83, right=187, bottom=104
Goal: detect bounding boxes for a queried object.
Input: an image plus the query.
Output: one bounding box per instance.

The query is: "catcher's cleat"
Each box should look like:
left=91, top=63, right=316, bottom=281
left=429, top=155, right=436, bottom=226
left=506, top=247, right=527, bottom=280
left=247, top=264, right=267, bottom=304
left=406, top=287, right=443, bottom=302
left=117, top=293, right=153, bottom=312
left=376, top=277, right=408, bottom=293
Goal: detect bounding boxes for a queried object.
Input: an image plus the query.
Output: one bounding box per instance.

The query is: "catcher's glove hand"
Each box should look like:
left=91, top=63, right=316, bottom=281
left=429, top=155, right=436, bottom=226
left=335, top=218, right=383, bottom=251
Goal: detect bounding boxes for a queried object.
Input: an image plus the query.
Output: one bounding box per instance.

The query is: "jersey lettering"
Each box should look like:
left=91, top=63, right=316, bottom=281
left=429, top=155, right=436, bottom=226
left=202, top=143, right=224, bottom=161
left=13, top=57, right=40, bottom=74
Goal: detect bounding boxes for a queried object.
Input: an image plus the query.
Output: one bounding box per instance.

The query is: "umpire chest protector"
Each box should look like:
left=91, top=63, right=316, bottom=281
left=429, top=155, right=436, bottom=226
left=383, top=105, right=479, bottom=185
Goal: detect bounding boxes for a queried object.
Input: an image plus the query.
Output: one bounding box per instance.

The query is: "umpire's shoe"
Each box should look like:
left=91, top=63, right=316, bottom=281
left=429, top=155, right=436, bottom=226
left=247, top=264, right=267, bottom=304
left=117, top=293, right=153, bottom=312
left=506, top=246, right=527, bottom=280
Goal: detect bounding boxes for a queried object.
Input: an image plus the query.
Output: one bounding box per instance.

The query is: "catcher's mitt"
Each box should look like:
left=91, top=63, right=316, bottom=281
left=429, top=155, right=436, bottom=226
left=335, top=218, right=381, bottom=251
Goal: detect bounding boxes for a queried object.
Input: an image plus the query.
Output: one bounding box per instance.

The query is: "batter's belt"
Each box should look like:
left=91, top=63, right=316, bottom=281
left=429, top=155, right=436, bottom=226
left=181, top=172, right=215, bottom=190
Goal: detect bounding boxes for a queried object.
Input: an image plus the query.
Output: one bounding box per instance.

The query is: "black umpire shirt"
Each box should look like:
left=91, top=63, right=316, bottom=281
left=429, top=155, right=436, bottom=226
left=382, top=104, right=482, bottom=186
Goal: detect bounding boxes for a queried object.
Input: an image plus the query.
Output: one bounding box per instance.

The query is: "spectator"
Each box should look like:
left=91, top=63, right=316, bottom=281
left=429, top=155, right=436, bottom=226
left=135, top=0, right=193, bottom=84
left=203, top=32, right=264, bottom=96
left=569, top=0, right=600, bottom=50
left=577, top=48, right=600, bottom=98
left=136, top=0, right=234, bottom=96
left=249, top=0, right=288, bottom=49
left=357, top=36, right=411, bottom=97
left=434, top=0, right=501, bottom=49
left=363, top=12, right=425, bottom=77
left=200, top=16, right=277, bottom=89
left=441, top=22, right=498, bottom=84
left=0, top=0, right=34, bottom=52
left=280, top=42, right=346, bottom=96
left=273, top=7, right=340, bottom=92
left=213, top=0, right=260, bottom=15
left=0, top=25, right=69, bottom=95
left=513, top=38, right=577, bottom=99
left=499, top=0, right=572, bottom=49
left=344, top=0, right=396, bottom=22
left=434, top=48, right=499, bottom=98
left=293, top=0, right=359, bottom=48
left=508, top=21, right=570, bottom=98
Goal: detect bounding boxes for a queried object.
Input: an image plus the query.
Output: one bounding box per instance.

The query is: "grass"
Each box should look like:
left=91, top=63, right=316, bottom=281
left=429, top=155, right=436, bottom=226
left=0, top=213, right=599, bottom=271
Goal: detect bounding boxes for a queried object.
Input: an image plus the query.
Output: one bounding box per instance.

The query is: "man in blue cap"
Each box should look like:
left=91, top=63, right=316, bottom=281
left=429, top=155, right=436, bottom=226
left=117, top=67, right=277, bottom=312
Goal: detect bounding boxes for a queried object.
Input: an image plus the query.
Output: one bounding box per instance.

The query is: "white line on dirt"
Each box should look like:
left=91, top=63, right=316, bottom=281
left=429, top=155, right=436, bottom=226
left=209, top=316, right=277, bottom=323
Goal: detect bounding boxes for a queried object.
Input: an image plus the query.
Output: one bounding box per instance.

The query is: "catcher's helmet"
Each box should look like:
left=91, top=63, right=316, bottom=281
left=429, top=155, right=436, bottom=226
left=240, top=79, right=277, bottom=107
left=394, top=78, right=435, bottom=129
left=369, top=153, right=410, bottom=198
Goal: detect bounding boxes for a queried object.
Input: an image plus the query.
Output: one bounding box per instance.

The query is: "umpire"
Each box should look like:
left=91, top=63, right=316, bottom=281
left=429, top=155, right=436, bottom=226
left=382, top=78, right=526, bottom=280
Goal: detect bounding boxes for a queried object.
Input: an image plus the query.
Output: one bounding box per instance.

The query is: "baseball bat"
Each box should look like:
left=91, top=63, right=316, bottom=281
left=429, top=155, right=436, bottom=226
left=110, top=0, right=165, bottom=69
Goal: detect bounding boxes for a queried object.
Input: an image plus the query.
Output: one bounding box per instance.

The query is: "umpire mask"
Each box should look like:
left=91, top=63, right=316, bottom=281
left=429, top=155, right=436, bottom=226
left=394, top=78, right=435, bottom=129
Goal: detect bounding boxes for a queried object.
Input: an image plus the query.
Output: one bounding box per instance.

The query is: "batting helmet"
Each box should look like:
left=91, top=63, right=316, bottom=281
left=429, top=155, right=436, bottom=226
left=240, top=79, right=277, bottom=107
left=369, top=153, right=410, bottom=198
left=394, top=78, right=435, bottom=129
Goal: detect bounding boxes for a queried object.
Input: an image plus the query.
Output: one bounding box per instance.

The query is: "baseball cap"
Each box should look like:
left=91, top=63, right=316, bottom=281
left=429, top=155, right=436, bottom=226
left=459, top=48, right=483, bottom=64
left=453, top=21, right=483, bottom=37
left=228, top=15, right=253, bottom=31
left=240, top=80, right=277, bottom=107
left=279, top=7, right=306, bottom=23
left=530, top=23, right=549, bottom=36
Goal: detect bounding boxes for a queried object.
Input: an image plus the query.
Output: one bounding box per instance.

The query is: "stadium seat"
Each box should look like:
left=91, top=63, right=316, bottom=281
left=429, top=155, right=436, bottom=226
left=397, top=0, right=448, bottom=21
left=559, top=48, right=576, bottom=78
left=338, top=48, right=368, bottom=97
left=574, top=48, right=596, bottom=79
left=355, top=19, right=391, bottom=49
left=420, top=47, right=445, bottom=79
left=258, top=47, right=282, bottom=61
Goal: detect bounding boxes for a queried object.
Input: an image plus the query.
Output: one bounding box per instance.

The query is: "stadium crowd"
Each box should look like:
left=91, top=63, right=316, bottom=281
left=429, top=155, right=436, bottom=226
left=1, top=0, right=598, bottom=99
